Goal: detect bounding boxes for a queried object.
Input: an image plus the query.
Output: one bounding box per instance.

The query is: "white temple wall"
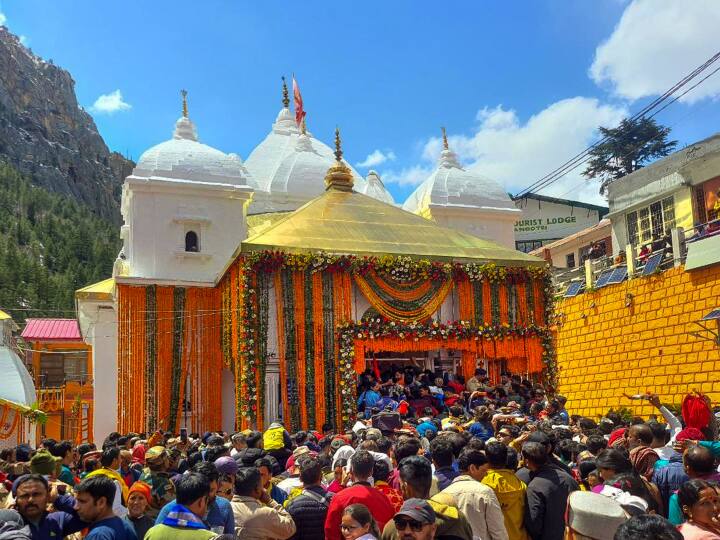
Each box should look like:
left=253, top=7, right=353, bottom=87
left=430, top=206, right=518, bottom=250
left=77, top=299, right=118, bottom=443
left=123, top=178, right=252, bottom=284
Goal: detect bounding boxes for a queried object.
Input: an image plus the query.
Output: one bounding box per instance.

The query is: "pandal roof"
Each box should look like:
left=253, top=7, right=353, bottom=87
left=242, top=189, right=543, bottom=266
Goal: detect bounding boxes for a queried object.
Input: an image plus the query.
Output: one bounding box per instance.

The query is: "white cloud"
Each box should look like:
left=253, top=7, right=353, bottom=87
left=89, top=89, right=132, bottom=114
left=19, top=35, right=28, bottom=46
left=383, top=98, right=627, bottom=205
left=380, top=164, right=433, bottom=187
left=355, top=149, right=396, bottom=168
left=591, top=0, right=720, bottom=103
left=0, top=11, right=6, bottom=26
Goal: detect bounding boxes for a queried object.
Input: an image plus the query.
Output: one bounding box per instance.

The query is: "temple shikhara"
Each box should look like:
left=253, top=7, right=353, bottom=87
left=77, top=86, right=553, bottom=441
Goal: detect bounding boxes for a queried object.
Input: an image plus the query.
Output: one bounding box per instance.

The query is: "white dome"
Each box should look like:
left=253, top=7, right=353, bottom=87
left=403, top=148, right=515, bottom=213
left=361, top=170, right=395, bottom=205
left=245, top=107, right=368, bottom=210
left=133, top=116, right=254, bottom=186
left=270, top=134, right=330, bottom=198
left=0, top=346, right=35, bottom=406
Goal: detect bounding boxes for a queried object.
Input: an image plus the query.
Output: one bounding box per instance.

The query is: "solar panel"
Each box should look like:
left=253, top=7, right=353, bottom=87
left=641, top=251, right=664, bottom=276
left=595, top=269, right=614, bottom=288
left=702, top=308, right=720, bottom=321
left=606, top=266, right=628, bottom=285
left=564, top=282, right=584, bottom=297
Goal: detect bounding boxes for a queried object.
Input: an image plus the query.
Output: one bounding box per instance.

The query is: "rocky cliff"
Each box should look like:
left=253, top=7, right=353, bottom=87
left=0, top=27, right=132, bottom=223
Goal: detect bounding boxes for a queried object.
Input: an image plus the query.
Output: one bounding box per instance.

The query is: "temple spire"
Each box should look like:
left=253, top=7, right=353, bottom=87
left=181, top=89, right=188, bottom=118
left=334, top=127, right=343, bottom=162
left=281, top=76, right=290, bottom=109
left=441, top=126, right=449, bottom=150
left=324, top=126, right=354, bottom=192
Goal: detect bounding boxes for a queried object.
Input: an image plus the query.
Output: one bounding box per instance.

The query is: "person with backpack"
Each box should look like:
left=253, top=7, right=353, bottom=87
left=287, top=456, right=333, bottom=540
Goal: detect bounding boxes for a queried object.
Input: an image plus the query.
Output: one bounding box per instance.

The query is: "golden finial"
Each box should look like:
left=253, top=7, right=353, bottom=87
left=281, top=76, right=289, bottom=108
left=181, top=89, right=188, bottom=118
left=325, top=126, right=353, bottom=192
left=334, top=127, right=343, bottom=162
left=441, top=126, right=449, bottom=150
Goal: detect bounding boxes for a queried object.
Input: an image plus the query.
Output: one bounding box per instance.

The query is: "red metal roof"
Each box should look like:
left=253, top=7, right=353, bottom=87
left=21, top=319, right=82, bottom=341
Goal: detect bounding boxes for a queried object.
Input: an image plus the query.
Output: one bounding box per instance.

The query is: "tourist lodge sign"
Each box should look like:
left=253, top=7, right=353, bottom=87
left=514, top=216, right=578, bottom=233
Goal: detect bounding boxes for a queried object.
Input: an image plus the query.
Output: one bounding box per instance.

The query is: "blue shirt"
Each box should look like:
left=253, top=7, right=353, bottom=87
left=468, top=421, right=494, bottom=441
left=156, top=497, right=234, bottom=534
left=358, top=390, right=381, bottom=409
left=25, top=494, right=87, bottom=540
left=86, top=517, right=137, bottom=540
left=271, top=484, right=288, bottom=506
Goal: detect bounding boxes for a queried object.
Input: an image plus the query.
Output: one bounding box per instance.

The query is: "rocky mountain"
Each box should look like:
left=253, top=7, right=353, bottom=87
left=0, top=27, right=133, bottom=223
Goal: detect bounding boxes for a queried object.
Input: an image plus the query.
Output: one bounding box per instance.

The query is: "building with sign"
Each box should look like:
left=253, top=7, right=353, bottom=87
left=512, top=193, right=608, bottom=253
left=606, top=132, right=720, bottom=258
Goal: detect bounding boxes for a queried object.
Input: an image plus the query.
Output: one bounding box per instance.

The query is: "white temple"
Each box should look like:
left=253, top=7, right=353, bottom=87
left=81, top=84, right=522, bottom=441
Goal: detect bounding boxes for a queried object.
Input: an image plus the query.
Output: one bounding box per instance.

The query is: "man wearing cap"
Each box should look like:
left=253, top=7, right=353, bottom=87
left=29, top=450, right=62, bottom=481
left=565, top=492, right=627, bottom=540
left=392, top=499, right=437, bottom=540
left=123, top=481, right=154, bottom=540
left=138, top=447, right=175, bottom=519
left=11, top=473, right=87, bottom=540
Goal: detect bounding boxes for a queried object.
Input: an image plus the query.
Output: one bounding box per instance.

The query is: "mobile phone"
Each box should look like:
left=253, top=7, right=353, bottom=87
left=180, top=427, right=188, bottom=442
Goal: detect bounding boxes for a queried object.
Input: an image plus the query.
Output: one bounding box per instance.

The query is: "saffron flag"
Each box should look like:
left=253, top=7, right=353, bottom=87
left=293, top=75, right=306, bottom=128
left=372, top=354, right=381, bottom=381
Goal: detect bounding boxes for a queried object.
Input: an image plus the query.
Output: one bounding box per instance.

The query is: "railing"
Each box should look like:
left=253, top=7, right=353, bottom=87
left=37, top=387, right=65, bottom=412
left=553, top=226, right=689, bottom=295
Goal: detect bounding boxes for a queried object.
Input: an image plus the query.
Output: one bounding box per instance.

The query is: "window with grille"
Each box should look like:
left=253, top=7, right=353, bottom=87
left=566, top=253, right=576, bottom=268
left=626, top=196, right=675, bottom=247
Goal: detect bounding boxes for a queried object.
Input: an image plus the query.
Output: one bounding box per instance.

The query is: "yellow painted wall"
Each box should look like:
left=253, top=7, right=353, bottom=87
left=675, top=187, right=694, bottom=232
left=556, top=265, right=720, bottom=419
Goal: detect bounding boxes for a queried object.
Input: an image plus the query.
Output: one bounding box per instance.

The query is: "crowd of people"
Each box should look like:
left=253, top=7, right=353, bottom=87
left=1, top=367, right=720, bottom=540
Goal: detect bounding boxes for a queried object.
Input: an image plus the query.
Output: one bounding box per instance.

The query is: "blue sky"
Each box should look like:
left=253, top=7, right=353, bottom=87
left=2, top=0, right=720, bottom=205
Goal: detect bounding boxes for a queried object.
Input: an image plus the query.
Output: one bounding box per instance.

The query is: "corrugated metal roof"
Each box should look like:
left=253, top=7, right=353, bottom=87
left=21, top=319, right=82, bottom=341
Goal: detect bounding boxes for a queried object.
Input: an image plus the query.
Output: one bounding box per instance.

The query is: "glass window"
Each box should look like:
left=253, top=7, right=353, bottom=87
left=566, top=253, right=575, bottom=268
left=626, top=196, right=675, bottom=247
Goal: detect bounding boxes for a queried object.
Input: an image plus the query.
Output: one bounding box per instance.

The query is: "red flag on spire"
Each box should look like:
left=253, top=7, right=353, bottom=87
left=293, top=75, right=306, bottom=129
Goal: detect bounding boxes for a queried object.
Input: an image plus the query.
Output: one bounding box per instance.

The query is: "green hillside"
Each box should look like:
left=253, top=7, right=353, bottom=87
left=0, top=161, right=119, bottom=320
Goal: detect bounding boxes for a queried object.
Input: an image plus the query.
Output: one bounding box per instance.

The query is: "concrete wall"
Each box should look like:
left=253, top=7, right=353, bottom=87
left=556, top=265, right=720, bottom=418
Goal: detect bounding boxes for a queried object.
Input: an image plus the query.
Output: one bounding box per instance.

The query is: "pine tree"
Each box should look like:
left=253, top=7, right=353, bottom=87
left=0, top=161, right=119, bottom=320
left=583, top=118, right=677, bottom=194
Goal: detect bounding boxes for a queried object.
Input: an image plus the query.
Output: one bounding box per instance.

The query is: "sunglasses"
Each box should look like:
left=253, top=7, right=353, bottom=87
left=394, top=517, right=424, bottom=532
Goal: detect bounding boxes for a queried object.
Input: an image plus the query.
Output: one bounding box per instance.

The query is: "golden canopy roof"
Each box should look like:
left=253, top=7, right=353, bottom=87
left=241, top=188, right=543, bottom=266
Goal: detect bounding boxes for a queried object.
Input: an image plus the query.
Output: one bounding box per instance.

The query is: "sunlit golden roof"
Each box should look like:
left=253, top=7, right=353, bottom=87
left=75, top=277, right=115, bottom=301
left=242, top=190, right=543, bottom=266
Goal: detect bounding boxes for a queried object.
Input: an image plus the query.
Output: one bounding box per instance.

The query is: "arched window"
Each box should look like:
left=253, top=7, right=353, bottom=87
left=185, top=230, right=199, bottom=252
